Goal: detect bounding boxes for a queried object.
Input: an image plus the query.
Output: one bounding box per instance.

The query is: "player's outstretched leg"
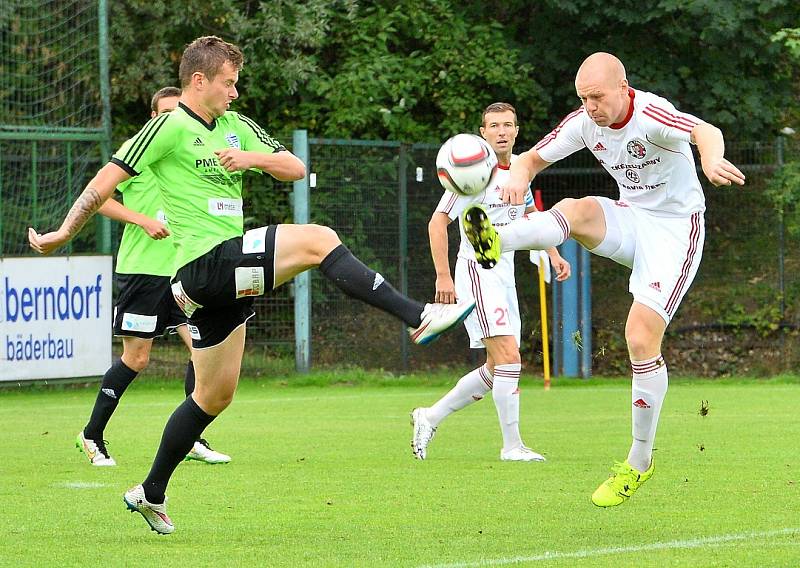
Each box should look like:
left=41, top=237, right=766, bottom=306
left=462, top=205, right=501, bottom=269
left=123, top=485, right=174, bottom=535
left=591, top=460, right=654, bottom=507
left=317, top=243, right=474, bottom=345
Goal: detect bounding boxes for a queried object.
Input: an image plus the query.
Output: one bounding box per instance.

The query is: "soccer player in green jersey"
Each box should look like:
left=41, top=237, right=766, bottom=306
left=29, top=35, right=474, bottom=534
left=76, top=87, right=230, bottom=467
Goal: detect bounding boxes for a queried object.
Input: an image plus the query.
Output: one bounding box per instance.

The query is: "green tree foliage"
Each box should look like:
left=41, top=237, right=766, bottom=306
left=474, top=0, right=798, bottom=140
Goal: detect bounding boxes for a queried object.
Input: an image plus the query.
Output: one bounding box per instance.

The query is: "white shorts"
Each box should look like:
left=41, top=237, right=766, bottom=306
left=589, top=197, right=705, bottom=325
left=455, top=257, right=521, bottom=349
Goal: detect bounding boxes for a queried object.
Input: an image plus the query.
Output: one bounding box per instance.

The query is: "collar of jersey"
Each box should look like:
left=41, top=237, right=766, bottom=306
left=179, top=101, right=217, bottom=131
left=609, top=88, right=636, bottom=130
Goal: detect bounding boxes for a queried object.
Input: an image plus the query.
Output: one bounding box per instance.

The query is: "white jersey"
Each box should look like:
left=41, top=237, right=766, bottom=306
left=435, top=160, right=534, bottom=278
left=535, top=88, right=704, bottom=218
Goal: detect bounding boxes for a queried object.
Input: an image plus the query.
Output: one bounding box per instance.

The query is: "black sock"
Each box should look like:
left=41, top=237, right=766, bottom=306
left=142, top=396, right=215, bottom=504
left=83, top=359, right=138, bottom=440
left=183, top=360, right=195, bottom=397
left=319, top=244, right=424, bottom=327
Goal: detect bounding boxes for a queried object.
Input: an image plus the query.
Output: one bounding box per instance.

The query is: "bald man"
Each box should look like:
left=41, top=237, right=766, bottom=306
left=461, top=52, right=745, bottom=507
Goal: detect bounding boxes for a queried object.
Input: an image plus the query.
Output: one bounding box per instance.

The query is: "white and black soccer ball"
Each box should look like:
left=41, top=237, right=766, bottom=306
left=436, top=133, right=498, bottom=197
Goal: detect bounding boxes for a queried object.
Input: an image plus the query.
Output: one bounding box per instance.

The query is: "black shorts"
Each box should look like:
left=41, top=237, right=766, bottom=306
left=113, top=273, right=187, bottom=338
left=171, top=225, right=277, bottom=348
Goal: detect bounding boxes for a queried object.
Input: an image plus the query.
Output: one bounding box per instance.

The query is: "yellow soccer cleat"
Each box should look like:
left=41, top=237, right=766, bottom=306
left=462, top=205, right=502, bottom=269
left=591, top=460, right=654, bottom=507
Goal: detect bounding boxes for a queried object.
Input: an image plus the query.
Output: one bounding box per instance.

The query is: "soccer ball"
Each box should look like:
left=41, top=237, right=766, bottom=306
left=436, top=133, right=498, bottom=196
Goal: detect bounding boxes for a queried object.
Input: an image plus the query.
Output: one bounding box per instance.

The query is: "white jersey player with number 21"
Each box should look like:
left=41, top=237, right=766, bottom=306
left=411, top=102, right=571, bottom=463
left=460, top=53, right=745, bottom=507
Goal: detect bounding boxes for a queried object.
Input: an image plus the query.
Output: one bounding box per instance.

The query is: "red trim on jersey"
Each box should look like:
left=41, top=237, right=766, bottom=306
left=643, top=104, right=697, bottom=133
left=497, top=163, right=510, bottom=170
left=534, top=107, right=585, bottom=151
left=609, top=88, right=636, bottom=130
left=649, top=104, right=698, bottom=126
left=665, top=212, right=702, bottom=316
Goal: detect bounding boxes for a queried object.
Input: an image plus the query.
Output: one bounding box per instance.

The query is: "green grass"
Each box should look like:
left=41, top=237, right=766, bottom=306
left=1, top=373, right=799, bottom=567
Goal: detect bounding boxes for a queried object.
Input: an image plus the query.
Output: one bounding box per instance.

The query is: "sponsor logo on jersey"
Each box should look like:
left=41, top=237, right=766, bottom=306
left=508, top=207, right=519, bottom=220
left=208, top=198, right=243, bottom=216
left=626, top=169, right=640, bottom=183
left=593, top=142, right=607, bottom=151
left=225, top=133, right=241, bottom=149
left=626, top=138, right=647, bottom=159
left=193, top=137, right=204, bottom=146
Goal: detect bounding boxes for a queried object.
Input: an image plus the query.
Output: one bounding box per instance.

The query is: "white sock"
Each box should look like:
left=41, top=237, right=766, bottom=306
left=426, top=365, right=493, bottom=427
left=498, top=209, right=570, bottom=252
left=627, top=355, right=668, bottom=472
left=492, top=363, right=523, bottom=452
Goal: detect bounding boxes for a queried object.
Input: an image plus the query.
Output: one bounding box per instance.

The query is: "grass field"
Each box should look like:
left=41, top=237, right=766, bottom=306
left=1, top=372, right=799, bottom=567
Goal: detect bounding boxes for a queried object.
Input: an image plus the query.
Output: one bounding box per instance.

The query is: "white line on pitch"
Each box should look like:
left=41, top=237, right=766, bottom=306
left=418, top=528, right=800, bottom=568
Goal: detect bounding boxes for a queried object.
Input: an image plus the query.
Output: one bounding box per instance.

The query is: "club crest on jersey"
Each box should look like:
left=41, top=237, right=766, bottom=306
left=625, top=169, right=640, bottom=183
left=225, top=133, right=240, bottom=149
left=508, top=207, right=519, bottom=220
left=626, top=138, right=647, bottom=159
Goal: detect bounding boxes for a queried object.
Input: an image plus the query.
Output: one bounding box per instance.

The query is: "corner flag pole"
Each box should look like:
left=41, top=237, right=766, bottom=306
left=534, top=189, right=551, bottom=391
left=538, top=259, right=551, bottom=390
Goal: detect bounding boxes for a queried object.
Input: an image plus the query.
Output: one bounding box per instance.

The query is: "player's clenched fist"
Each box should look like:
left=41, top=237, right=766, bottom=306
left=214, top=148, right=254, bottom=172
left=28, top=227, right=68, bottom=255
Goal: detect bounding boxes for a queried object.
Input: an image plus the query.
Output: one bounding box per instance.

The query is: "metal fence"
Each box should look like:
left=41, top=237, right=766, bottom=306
left=1, top=134, right=796, bottom=378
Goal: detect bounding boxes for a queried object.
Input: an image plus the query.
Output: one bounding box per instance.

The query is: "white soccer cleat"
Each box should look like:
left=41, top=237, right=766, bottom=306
left=76, top=431, right=116, bottom=466
left=410, top=407, right=437, bottom=460
left=500, top=445, right=547, bottom=462
left=185, top=438, right=231, bottom=464
left=409, top=300, right=476, bottom=345
left=123, top=485, right=174, bottom=535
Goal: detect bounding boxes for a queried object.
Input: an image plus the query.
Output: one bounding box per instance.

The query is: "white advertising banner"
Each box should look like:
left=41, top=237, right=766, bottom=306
left=0, top=256, right=113, bottom=382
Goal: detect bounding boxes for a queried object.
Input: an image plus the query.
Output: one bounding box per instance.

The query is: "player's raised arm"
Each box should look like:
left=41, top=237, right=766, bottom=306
left=214, top=147, right=306, bottom=181
left=502, top=148, right=551, bottom=204
left=692, top=123, right=746, bottom=187
left=28, top=162, right=131, bottom=255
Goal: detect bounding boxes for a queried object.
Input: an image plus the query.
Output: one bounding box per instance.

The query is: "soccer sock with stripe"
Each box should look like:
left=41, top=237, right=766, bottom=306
left=83, top=359, right=138, bottom=440
left=426, top=365, right=493, bottom=427
left=627, top=355, right=668, bottom=473
left=492, top=363, right=523, bottom=452
left=183, top=360, right=195, bottom=397
left=498, top=210, right=570, bottom=252
left=319, top=244, right=425, bottom=328
left=142, top=395, right=216, bottom=504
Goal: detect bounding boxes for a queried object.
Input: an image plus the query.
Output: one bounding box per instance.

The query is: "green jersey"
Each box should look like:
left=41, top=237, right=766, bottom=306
left=111, top=103, right=284, bottom=272
left=114, top=168, right=175, bottom=276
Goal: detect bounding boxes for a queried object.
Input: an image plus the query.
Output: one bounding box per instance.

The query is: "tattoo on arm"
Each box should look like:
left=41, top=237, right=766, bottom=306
left=61, top=187, right=103, bottom=237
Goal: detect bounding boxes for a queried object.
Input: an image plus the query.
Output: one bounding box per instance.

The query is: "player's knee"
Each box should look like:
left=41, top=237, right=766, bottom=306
left=306, top=224, right=342, bottom=261
left=625, top=330, right=658, bottom=360
left=123, top=351, right=150, bottom=372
